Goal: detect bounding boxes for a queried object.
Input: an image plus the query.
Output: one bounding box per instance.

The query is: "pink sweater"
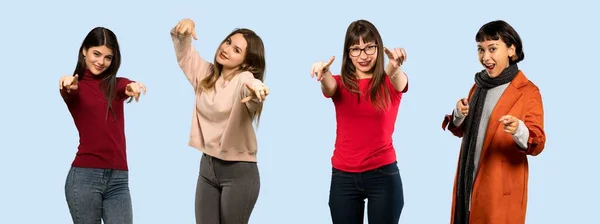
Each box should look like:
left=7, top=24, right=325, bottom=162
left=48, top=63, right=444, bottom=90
left=170, top=27, right=264, bottom=162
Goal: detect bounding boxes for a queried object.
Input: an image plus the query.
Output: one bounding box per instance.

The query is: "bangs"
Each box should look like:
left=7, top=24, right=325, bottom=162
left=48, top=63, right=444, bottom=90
left=475, top=23, right=502, bottom=42
left=347, top=25, right=378, bottom=46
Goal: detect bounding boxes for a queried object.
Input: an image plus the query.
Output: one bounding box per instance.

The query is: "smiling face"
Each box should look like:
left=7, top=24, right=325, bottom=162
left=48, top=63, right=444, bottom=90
left=474, top=20, right=525, bottom=78
left=215, top=33, right=247, bottom=70
left=348, top=37, right=378, bottom=76
left=82, top=45, right=114, bottom=75
left=477, top=38, right=515, bottom=78
left=339, top=20, right=391, bottom=111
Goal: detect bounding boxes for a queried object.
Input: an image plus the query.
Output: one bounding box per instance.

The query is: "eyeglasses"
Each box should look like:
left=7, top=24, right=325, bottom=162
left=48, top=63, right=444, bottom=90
left=349, top=45, right=378, bottom=57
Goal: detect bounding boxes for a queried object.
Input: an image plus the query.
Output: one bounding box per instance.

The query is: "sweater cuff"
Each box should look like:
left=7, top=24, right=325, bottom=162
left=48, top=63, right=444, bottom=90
left=452, top=107, right=466, bottom=126
left=513, top=119, right=529, bottom=150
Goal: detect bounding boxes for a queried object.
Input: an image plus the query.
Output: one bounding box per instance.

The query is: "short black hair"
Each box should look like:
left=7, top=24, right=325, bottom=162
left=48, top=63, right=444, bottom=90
left=476, top=20, right=524, bottom=64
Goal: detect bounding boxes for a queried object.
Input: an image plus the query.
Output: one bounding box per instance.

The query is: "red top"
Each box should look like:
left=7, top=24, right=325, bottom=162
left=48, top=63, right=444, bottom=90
left=325, top=75, right=408, bottom=172
left=61, top=69, right=133, bottom=171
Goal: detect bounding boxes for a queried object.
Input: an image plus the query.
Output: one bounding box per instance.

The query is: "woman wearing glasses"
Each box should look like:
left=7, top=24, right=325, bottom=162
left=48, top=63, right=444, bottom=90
left=310, top=19, right=409, bottom=224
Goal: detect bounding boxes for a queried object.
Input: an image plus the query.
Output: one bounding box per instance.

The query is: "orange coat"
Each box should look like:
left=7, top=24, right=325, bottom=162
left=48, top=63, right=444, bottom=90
left=442, top=71, right=546, bottom=224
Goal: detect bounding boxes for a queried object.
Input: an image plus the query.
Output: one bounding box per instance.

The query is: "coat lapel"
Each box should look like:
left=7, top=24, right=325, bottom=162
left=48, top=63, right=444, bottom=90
left=480, top=72, right=527, bottom=157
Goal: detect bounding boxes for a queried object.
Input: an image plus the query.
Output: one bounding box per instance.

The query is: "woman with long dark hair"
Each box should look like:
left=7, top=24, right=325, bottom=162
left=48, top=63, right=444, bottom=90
left=59, top=26, right=146, bottom=224
left=310, top=19, right=409, bottom=224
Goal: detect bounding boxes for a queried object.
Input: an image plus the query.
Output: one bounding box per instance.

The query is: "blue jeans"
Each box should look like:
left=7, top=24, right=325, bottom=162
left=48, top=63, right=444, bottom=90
left=328, top=161, right=404, bottom=224
left=65, top=167, right=133, bottom=224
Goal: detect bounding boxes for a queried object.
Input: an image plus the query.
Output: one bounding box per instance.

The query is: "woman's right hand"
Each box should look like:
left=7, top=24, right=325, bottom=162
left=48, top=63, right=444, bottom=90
left=175, top=19, right=197, bottom=40
left=456, top=98, right=469, bottom=116
left=310, top=56, right=335, bottom=81
left=59, top=74, right=79, bottom=93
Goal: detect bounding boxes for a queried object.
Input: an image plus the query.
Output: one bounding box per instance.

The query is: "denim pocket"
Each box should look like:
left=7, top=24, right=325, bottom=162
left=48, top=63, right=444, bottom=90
left=375, top=162, right=400, bottom=175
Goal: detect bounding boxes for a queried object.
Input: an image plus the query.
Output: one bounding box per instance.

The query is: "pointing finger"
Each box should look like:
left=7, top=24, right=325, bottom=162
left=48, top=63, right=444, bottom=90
left=241, top=96, right=252, bottom=103
left=324, top=56, right=335, bottom=68
left=499, top=115, right=511, bottom=123
left=507, top=116, right=517, bottom=124
left=384, top=47, right=394, bottom=58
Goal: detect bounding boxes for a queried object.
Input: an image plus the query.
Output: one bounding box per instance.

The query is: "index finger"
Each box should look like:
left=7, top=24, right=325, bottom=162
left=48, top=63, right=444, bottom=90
left=324, top=56, right=335, bottom=68
left=241, top=96, right=252, bottom=103
left=383, top=47, right=394, bottom=58
left=507, top=115, right=518, bottom=123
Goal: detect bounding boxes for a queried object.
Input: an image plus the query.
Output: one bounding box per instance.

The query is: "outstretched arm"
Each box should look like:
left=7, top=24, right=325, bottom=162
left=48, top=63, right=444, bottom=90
left=498, top=89, right=546, bottom=156
left=171, top=18, right=212, bottom=89
left=239, top=72, right=268, bottom=113
left=384, top=47, right=408, bottom=92
left=310, top=56, right=337, bottom=97
left=59, top=74, right=80, bottom=103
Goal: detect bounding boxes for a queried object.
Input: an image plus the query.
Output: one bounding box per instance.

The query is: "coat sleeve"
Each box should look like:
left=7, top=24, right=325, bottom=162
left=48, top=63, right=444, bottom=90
left=522, top=87, right=546, bottom=156
left=442, top=84, right=477, bottom=138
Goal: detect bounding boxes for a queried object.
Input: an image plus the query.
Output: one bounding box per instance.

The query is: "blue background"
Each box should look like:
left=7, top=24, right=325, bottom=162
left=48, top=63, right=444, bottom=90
left=1, top=0, right=597, bottom=223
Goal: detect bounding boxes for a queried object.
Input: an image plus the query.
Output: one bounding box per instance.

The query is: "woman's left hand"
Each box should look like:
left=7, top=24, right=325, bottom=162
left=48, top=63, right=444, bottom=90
left=125, top=82, right=147, bottom=102
left=499, top=115, right=519, bottom=135
left=384, top=47, right=406, bottom=78
left=242, top=82, right=269, bottom=103
left=384, top=47, right=406, bottom=68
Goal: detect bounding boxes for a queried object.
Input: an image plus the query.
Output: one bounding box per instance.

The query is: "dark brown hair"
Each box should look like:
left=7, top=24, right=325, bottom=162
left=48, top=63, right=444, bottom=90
left=340, top=20, right=390, bottom=110
left=73, top=27, right=124, bottom=120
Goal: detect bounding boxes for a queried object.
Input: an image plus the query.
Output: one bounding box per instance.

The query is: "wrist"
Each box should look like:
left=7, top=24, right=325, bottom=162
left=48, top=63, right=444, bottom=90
left=319, top=72, right=332, bottom=81
left=389, top=71, right=402, bottom=79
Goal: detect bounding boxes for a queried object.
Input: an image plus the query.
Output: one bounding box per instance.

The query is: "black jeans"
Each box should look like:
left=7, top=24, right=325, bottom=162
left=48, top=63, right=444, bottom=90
left=195, top=153, right=260, bottom=224
left=328, top=161, right=404, bottom=224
